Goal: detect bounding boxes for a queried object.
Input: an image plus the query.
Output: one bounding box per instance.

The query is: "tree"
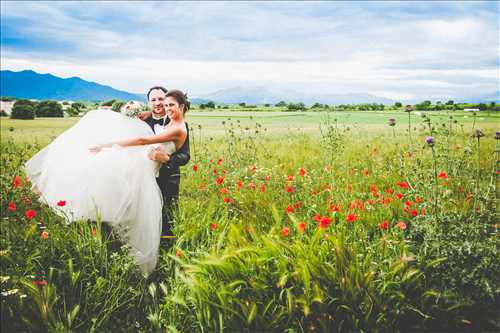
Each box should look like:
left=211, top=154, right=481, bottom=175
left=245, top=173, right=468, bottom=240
left=311, top=103, right=324, bottom=109
left=199, top=101, right=216, bottom=109
left=101, top=99, right=117, bottom=107
left=11, top=104, right=35, bottom=119
left=238, top=102, right=246, bottom=107
left=287, top=102, right=306, bottom=111
left=35, top=101, right=64, bottom=117
left=264, top=104, right=270, bottom=107
left=275, top=101, right=287, bottom=107
left=10, top=99, right=37, bottom=119
left=112, top=101, right=125, bottom=112
left=394, top=102, right=402, bottom=108
left=446, top=100, right=454, bottom=105
left=72, top=102, right=86, bottom=111
left=65, top=107, right=80, bottom=117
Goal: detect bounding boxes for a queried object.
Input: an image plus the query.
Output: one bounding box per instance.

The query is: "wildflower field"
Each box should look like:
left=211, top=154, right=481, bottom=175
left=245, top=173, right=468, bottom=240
left=1, top=110, right=499, bottom=332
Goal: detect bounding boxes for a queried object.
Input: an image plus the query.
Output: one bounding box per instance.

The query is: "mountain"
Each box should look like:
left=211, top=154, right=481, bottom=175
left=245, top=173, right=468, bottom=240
left=0, top=70, right=145, bottom=101
left=200, top=86, right=394, bottom=105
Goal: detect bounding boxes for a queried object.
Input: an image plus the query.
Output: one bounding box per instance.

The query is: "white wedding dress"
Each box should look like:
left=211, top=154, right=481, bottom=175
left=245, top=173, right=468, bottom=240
left=25, top=109, right=176, bottom=275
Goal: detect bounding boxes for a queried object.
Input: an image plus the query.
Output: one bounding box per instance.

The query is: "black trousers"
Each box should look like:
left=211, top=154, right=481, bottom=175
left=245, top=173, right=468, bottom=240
left=156, top=173, right=180, bottom=236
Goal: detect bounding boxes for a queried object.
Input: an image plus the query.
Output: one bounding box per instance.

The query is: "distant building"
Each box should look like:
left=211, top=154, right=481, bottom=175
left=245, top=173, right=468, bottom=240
left=0, top=100, right=15, bottom=115
left=58, top=100, right=74, bottom=110
left=464, top=108, right=480, bottom=112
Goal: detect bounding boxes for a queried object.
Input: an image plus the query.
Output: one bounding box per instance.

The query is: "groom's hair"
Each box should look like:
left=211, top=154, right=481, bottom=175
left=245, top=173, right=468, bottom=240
left=147, top=86, right=168, bottom=100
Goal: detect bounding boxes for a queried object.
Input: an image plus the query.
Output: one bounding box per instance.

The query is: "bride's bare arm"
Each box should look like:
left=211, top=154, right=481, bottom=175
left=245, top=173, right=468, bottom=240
left=90, top=126, right=186, bottom=152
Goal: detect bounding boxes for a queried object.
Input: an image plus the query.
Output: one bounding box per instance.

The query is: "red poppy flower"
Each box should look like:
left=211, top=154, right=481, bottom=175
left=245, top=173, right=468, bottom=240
left=57, top=200, right=66, bottom=207
left=33, top=280, right=48, bottom=286
left=415, top=196, right=423, bottom=203
left=405, top=200, right=413, bottom=207
left=25, top=210, right=37, bottom=220
left=287, top=175, right=294, bottom=181
left=369, top=184, right=378, bottom=193
left=248, top=182, right=256, bottom=190
left=265, top=175, right=271, bottom=181
left=298, top=222, right=306, bottom=233
left=421, top=207, right=427, bottom=216
left=192, top=165, right=199, bottom=171
left=383, top=197, right=394, bottom=205
left=346, top=214, right=358, bottom=223
left=210, top=223, right=218, bottom=231
left=91, top=228, right=97, bottom=236
left=281, top=227, right=290, bottom=237
left=293, top=201, right=301, bottom=209
left=396, top=193, right=404, bottom=200
left=237, top=180, right=244, bottom=189
left=223, top=197, right=233, bottom=203
left=363, top=169, right=370, bottom=176
left=219, top=188, right=229, bottom=194
left=411, top=209, right=418, bottom=217
left=313, top=214, right=322, bottom=222
left=319, top=216, right=332, bottom=229
left=7, top=201, right=16, bottom=212
left=217, top=159, right=223, bottom=164
left=298, top=168, right=306, bottom=177
left=328, top=204, right=341, bottom=213
left=285, top=205, right=295, bottom=213
left=397, top=181, right=409, bottom=189
left=285, top=186, right=294, bottom=193
left=40, top=231, right=49, bottom=239
left=385, top=188, right=394, bottom=194
left=437, top=171, right=449, bottom=179
left=216, top=176, right=225, bottom=185
left=395, top=221, right=407, bottom=230
left=12, top=175, right=21, bottom=188
left=379, top=220, right=389, bottom=230
left=175, top=250, right=183, bottom=257
left=260, top=185, right=266, bottom=193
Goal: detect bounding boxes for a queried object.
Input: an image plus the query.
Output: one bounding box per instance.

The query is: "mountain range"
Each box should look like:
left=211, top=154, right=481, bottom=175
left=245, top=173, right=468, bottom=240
left=0, top=70, right=145, bottom=102
left=1, top=69, right=498, bottom=105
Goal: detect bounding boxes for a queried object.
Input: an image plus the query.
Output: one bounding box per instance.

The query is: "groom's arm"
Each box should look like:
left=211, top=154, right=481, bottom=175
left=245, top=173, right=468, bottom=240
left=164, top=125, right=190, bottom=170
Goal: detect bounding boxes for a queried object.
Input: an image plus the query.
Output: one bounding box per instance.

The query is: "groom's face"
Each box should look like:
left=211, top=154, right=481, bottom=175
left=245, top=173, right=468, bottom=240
left=148, top=89, right=166, bottom=116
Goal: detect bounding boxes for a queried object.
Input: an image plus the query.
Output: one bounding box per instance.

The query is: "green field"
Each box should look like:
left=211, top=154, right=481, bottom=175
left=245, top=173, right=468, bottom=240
left=1, top=110, right=499, bottom=332
left=1, top=110, right=498, bottom=143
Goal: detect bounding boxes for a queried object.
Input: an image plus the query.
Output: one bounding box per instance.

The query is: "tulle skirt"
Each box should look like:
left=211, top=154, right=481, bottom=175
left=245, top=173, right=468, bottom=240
left=25, top=109, right=163, bottom=275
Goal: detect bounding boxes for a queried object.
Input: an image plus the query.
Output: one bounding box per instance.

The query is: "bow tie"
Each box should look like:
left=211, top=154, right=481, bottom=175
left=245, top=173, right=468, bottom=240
left=151, top=118, right=165, bottom=125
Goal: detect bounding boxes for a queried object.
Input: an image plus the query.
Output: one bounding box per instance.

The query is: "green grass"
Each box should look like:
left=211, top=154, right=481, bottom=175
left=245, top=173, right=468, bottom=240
left=1, top=110, right=498, bottom=142
left=1, top=110, right=499, bottom=332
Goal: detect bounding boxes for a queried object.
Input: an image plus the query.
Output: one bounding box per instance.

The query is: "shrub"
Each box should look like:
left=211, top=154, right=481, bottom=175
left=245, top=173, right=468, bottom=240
left=35, top=101, right=63, bottom=117
left=10, top=104, right=35, bottom=119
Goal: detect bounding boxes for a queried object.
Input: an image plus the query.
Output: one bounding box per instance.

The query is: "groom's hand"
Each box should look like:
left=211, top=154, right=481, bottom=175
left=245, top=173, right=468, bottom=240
left=137, top=111, right=152, bottom=120
left=149, top=147, right=170, bottom=163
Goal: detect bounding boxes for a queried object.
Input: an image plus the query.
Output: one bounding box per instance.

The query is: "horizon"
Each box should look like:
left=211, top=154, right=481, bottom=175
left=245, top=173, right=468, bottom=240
left=1, top=1, right=499, bottom=102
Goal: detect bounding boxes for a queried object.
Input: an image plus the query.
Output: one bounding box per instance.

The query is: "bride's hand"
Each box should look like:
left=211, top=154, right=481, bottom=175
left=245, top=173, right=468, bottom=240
left=89, top=144, right=103, bottom=153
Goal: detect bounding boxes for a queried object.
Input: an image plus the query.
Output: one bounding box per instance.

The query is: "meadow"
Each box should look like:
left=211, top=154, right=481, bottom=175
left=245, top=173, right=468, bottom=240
left=1, top=110, right=499, bottom=332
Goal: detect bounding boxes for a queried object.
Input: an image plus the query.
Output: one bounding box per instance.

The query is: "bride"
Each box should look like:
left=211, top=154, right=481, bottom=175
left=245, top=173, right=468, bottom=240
left=24, top=89, right=189, bottom=275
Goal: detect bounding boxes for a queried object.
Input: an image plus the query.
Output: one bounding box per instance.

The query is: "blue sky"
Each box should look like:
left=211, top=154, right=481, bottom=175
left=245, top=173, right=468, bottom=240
left=1, top=1, right=498, bottom=101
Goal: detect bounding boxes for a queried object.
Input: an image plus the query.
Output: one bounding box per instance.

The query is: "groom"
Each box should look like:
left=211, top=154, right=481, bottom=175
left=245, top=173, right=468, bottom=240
left=141, top=86, right=190, bottom=238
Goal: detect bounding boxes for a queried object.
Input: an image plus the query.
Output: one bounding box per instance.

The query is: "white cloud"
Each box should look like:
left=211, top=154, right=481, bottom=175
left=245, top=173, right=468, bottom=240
left=1, top=1, right=498, bottom=100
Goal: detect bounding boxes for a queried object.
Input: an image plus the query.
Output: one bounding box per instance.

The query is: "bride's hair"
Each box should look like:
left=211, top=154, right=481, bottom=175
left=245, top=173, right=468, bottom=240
left=165, top=89, right=190, bottom=113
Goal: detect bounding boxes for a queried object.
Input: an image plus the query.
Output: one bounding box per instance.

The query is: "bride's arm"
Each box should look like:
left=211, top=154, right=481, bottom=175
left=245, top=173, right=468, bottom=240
left=90, top=127, right=184, bottom=152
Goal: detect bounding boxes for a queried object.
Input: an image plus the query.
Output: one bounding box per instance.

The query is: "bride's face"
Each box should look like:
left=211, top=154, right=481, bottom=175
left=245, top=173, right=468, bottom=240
left=164, top=97, right=183, bottom=120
